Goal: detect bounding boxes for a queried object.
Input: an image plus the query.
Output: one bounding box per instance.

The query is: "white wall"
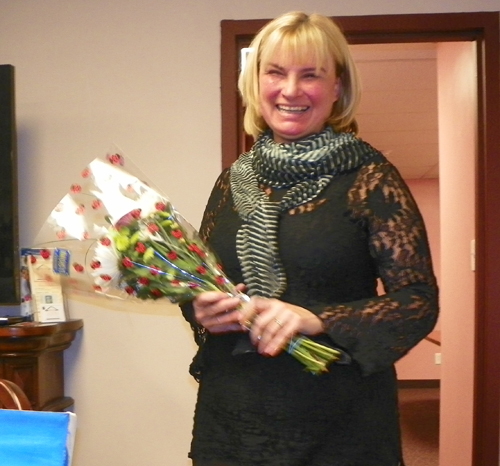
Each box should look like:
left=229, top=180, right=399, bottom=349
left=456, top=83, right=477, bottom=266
left=0, top=1, right=497, bottom=465
left=437, top=41, right=477, bottom=466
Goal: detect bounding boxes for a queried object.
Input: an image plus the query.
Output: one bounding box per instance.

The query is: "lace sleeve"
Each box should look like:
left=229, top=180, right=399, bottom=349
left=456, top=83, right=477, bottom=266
left=319, top=160, right=439, bottom=376
left=178, top=169, right=232, bottom=380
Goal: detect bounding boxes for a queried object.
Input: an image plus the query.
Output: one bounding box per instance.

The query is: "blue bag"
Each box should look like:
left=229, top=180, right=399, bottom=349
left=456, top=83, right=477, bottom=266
left=0, top=409, right=76, bottom=466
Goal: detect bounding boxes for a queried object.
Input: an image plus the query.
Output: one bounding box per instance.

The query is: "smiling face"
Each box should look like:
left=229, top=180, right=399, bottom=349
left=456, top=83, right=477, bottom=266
left=258, top=49, right=340, bottom=144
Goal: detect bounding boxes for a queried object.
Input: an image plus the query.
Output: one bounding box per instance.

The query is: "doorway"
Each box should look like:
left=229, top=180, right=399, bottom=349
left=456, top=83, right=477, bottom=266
left=353, top=40, right=443, bottom=466
left=220, top=12, right=500, bottom=466
left=353, top=39, right=477, bottom=465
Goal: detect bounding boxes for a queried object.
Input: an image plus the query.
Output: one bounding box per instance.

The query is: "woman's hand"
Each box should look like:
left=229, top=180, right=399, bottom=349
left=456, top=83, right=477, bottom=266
left=193, top=285, right=246, bottom=334
left=239, top=297, right=324, bottom=357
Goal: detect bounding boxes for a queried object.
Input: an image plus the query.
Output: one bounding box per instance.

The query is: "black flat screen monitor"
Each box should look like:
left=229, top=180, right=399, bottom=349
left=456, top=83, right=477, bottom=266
left=0, top=64, right=19, bottom=305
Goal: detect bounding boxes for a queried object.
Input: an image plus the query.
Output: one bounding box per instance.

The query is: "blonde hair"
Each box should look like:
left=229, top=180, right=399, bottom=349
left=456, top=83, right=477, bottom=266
left=238, top=11, right=361, bottom=140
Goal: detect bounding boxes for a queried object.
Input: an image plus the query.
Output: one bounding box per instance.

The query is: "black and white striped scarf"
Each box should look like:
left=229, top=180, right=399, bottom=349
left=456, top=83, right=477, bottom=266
left=230, top=126, right=378, bottom=298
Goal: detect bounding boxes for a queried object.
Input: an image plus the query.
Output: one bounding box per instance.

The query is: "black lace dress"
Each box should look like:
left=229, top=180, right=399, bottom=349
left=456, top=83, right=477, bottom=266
left=180, top=150, right=438, bottom=466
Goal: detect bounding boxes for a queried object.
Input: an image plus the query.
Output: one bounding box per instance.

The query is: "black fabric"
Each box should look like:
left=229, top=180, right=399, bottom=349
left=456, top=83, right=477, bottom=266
left=180, top=147, right=438, bottom=466
left=193, top=462, right=239, bottom=466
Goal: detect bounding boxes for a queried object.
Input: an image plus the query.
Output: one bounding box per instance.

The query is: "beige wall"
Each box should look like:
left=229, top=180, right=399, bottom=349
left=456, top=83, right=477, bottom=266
left=0, top=1, right=495, bottom=465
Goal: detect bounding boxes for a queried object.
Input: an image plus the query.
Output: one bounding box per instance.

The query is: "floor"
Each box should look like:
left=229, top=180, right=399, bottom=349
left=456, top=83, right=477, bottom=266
left=399, top=387, right=440, bottom=466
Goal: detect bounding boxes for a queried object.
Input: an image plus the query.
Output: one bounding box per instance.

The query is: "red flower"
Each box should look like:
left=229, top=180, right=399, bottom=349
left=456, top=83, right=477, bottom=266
left=93, top=285, right=103, bottom=292
left=122, top=257, right=134, bottom=268
left=40, top=249, right=51, bottom=259
left=81, top=168, right=91, bottom=178
left=57, top=229, right=67, bottom=240
left=172, top=230, right=183, bottom=239
left=70, top=184, right=82, bottom=194
left=155, top=202, right=166, bottom=211
left=151, top=289, right=163, bottom=297
left=135, top=242, right=146, bottom=254
left=150, top=265, right=161, bottom=276
left=196, top=266, right=207, bottom=275
left=167, top=251, right=178, bottom=260
left=115, top=209, right=142, bottom=229
left=171, top=280, right=181, bottom=286
left=138, top=277, right=150, bottom=286
left=75, top=204, right=85, bottom=215
left=100, top=237, right=111, bottom=246
left=125, top=286, right=135, bottom=295
left=82, top=231, right=90, bottom=240
left=73, top=263, right=84, bottom=273
left=107, top=153, right=124, bottom=165
left=92, top=200, right=102, bottom=210
left=30, top=255, right=37, bottom=264
left=188, top=244, right=205, bottom=257
left=100, top=274, right=112, bottom=282
left=90, top=260, right=101, bottom=269
left=148, top=223, right=159, bottom=233
left=216, top=276, right=226, bottom=285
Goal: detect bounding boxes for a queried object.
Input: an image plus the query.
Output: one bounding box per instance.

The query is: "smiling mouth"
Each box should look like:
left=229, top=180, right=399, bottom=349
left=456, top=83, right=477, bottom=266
left=277, top=105, right=309, bottom=114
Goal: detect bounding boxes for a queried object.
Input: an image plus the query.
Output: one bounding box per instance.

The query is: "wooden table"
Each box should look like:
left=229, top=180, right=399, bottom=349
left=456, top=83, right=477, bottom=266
left=0, top=319, right=83, bottom=411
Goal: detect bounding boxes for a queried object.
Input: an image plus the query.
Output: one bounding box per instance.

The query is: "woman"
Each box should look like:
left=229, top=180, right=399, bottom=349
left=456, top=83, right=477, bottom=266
left=181, top=11, right=438, bottom=466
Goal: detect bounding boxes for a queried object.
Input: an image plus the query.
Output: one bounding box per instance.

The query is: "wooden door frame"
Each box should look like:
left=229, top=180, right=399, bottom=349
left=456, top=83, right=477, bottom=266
left=220, top=12, right=500, bottom=466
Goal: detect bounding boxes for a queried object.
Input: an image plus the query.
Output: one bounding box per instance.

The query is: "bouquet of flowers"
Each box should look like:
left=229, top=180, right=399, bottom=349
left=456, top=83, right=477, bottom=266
left=34, top=151, right=341, bottom=374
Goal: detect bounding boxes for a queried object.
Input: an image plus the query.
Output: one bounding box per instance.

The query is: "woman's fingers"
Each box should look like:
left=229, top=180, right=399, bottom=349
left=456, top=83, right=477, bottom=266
left=235, top=283, right=247, bottom=294
left=255, top=314, right=294, bottom=356
left=238, top=299, right=257, bottom=331
left=243, top=297, right=323, bottom=356
left=195, top=291, right=323, bottom=343
left=207, top=310, right=245, bottom=334
left=243, top=298, right=293, bottom=356
left=193, top=292, right=244, bottom=333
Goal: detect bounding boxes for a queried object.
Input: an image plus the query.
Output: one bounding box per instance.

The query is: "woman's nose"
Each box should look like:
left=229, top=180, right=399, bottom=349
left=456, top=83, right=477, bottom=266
left=282, top=76, right=301, bottom=97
